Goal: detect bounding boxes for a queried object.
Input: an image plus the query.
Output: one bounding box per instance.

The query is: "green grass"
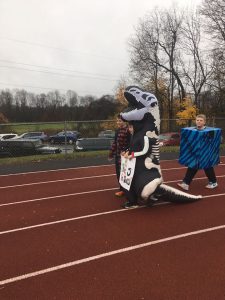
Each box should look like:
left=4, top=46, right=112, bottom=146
left=159, top=145, right=180, bottom=152
left=160, top=143, right=225, bottom=152
left=0, top=150, right=109, bottom=166
left=1, top=121, right=112, bottom=137
left=4, top=123, right=72, bottom=135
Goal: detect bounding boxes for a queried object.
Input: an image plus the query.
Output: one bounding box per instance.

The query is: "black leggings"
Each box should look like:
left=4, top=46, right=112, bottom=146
left=115, top=156, right=123, bottom=191
left=183, top=167, right=216, bottom=185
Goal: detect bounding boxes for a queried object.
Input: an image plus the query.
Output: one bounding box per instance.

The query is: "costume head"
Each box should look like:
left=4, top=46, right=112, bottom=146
left=121, top=86, right=160, bottom=136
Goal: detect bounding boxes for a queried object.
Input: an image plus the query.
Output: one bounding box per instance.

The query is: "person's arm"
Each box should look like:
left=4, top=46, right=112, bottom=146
left=108, top=130, right=118, bottom=159
left=108, top=141, right=116, bottom=158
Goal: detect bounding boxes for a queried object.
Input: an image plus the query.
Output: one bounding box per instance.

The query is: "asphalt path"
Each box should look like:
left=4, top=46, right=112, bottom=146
left=0, top=152, right=180, bottom=175
left=1, top=149, right=225, bottom=175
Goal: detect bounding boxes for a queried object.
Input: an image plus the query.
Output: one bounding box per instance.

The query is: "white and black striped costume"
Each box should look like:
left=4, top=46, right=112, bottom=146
left=121, top=86, right=202, bottom=204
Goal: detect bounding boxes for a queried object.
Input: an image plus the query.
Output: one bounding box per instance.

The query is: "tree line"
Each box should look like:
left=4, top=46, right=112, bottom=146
left=0, top=89, right=119, bottom=123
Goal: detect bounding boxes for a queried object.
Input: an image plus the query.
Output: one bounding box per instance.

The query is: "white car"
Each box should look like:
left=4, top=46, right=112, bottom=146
left=0, top=133, right=18, bottom=141
left=18, top=131, right=48, bottom=142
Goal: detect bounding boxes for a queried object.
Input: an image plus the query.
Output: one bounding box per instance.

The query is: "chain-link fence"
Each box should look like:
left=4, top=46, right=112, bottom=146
left=0, top=118, right=224, bottom=160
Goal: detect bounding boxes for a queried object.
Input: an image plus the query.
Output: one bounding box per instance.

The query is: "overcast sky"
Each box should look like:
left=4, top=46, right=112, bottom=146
left=0, top=0, right=202, bottom=98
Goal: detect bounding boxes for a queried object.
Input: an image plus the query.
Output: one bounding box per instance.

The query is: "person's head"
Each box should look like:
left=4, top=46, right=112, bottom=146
left=195, top=114, right=206, bottom=129
left=128, top=123, right=134, bottom=135
left=116, top=115, right=126, bottom=128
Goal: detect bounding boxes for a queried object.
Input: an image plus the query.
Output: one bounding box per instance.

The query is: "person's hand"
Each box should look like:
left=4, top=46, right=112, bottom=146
left=108, top=157, right=113, bottom=162
left=121, top=151, right=125, bottom=157
left=123, top=151, right=129, bottom=158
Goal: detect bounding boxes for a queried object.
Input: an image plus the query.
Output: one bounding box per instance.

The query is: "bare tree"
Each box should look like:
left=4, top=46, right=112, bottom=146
left=47, top=90, right=65, bottom=108
left=128, top=7, right=186, bottom=119
left=200, top=0, right=225, bottom=45
left=0, top=89, right=14, bottom=120
left=200, top=0, right=225, bottom=112
left=180, top=10, right=212, bottom=107
left=66, top=90, right=78, bottom=107
left=200, top=0, right=225, bottom=84
left=36, top=93, right=48, bottom=109
left=14, top=89, right=28, bottom=107
left=79, top=95, right=96, bottom=106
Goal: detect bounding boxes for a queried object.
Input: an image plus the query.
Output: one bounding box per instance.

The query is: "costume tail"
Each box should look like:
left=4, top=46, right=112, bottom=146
left=155, top=184, right=202, bottom=203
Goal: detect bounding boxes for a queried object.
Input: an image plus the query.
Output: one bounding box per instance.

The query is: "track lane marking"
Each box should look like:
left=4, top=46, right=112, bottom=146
left=1, top=164, right=225, bottom=189
left=0, top=192, right=225, bottom=235
left=0, top=173, right=115, bottom=189
left=0, top=164, right=114, bottom=177
left=0, top=206, right=145, bottom=235
left=0, top=167, right=187, bottom=189
left=0, top=187, right=118, bottom=207
left=1, top=174, right=225, bottom=208
left=0, top=224, right=225, bottom=286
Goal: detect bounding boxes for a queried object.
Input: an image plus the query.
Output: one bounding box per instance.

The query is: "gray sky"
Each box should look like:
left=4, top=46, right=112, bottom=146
left=0, top=0, right=202, bottom=98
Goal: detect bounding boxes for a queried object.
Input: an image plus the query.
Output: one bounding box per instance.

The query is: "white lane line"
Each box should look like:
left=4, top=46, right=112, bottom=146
left=0, top=206, right=145, bottom=235
left=0, top=187, right=118, bottom=208
left=1, top=174, right=225, bottom=208
left=0, top=168, right=181, bottom=189
left=1, top=163, right=225, bottom=189
left=1, top=191, right=225, bottom=236
left=0, top=167, right=186, bottom=190
left=0, top=224, right=225, bottom=286
left=203, top=193, right=225, bottom=198
left=0, top=174, right=115, bottom=189
left=166, top=174, right=225, bottom=184
left=0, top=164, right=114, bottom=177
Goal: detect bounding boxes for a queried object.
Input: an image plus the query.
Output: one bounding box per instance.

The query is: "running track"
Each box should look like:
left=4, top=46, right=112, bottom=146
left=0, top=158, right=225, bottom=299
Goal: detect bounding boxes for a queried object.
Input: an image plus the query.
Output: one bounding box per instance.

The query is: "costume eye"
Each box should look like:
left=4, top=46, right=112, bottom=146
left=142, top=94, right=148, bottom=99
left=151, top=102, right=158, bottom=107
left=147, top=96, right=155, bottom=101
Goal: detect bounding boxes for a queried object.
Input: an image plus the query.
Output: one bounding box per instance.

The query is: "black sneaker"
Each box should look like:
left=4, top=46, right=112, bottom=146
left=121, top=201, right=139, bottom=209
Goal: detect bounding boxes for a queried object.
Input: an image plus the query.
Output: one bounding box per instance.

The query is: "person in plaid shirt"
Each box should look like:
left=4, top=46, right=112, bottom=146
left=108, top=115, right=131, bottom=197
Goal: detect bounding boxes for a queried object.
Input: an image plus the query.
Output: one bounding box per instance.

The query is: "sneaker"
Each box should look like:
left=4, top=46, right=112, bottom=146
left=205, top=182, right=218, bottom=189
left=121, top=201, right=139, bottom=209
left=115, top=191, right=125, bottom=197
left=177, top=182, right=189, bottom=191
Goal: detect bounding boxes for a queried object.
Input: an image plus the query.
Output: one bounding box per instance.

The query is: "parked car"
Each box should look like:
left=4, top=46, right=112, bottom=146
left=98, top=130, right=115, bottom=139
left=0, top=138, right=61, bottom=157
left=18, top=131, right=48, bottom=142
left=0, top=133, right=19, bottom=140
left=36, top=145, right=62, bottom=155
left=158, top=132, right=181, bottom=146
left=49, top=131, right=81, bottom=145
left=74, top=137, right=113, bottom=151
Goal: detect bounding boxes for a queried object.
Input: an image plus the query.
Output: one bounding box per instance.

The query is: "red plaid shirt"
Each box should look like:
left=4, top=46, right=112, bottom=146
left=109, top=126, right=130, bottom=159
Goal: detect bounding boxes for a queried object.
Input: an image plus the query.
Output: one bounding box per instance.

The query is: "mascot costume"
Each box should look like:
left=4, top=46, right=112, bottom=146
left=120, top=86, right=202, bottom=207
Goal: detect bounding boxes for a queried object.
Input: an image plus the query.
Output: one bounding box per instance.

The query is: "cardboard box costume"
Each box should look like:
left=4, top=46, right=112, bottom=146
left=179, top=127, right=221, bottom=169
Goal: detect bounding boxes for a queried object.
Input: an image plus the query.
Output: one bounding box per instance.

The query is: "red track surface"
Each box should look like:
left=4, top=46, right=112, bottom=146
left=1, top=158, right=225, bottom=299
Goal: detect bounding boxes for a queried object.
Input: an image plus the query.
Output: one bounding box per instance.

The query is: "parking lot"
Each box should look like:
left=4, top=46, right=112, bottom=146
left=0, top=129, right=115, bottom=157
